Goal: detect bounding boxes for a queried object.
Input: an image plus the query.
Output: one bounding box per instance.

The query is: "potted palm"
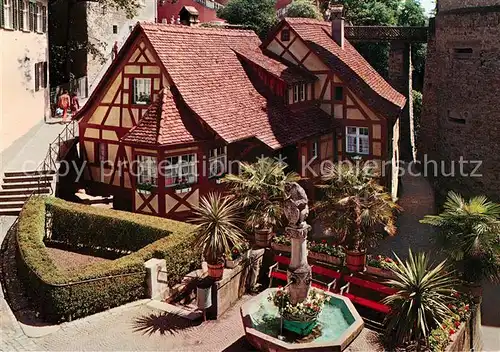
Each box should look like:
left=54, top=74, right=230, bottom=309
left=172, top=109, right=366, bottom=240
left=223, top=157, right=300, bottom=248
left=421, top=191, right=500, bottom=299
left=315, top=162, right=400, bottom=272
left=192, top=192, right=246, bottom=281
left=383, top=250, right=457, bottom=351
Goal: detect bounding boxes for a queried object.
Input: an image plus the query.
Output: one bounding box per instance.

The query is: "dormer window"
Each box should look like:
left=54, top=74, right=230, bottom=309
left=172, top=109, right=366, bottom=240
left=293, top=83, right=306, bottom=103
left=281, top=28, right=290, bottom=42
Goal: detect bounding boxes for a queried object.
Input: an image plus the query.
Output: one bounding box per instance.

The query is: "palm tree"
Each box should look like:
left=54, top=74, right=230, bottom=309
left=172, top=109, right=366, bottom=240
left=223, top=157, right=300, bottom=246
left=192, top=192, right=246, bottom=280
left=315, top=162, right=400, bottom=255
left=383, top=250, right=457, bottom=350
left=421, top=191, right=500, bottom=285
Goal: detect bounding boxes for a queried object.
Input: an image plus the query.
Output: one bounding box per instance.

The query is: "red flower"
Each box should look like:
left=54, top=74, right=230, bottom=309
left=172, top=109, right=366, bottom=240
left=464, top=305, right=469, bottom=311
left=278, top=285, right=283, bottom=289
left=454, top=321, right=460, bottom=328
left=449, top=329, right=455, bottom=335
left=447, top=304, right=453, bottom=309
left=385, top=258, right=391, bottom=262
left=322, top=240, right=327, bottom=243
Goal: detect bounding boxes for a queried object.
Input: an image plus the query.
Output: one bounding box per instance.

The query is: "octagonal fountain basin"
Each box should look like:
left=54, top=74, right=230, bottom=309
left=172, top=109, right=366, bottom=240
left=241, top=288, right=364, bottom=352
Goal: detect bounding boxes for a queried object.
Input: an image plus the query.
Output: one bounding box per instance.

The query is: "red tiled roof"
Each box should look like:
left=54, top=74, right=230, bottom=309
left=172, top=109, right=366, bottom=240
left=233, top=46, right=316, bottom=84
left=140, top=23, right=329, bottom=149
left=121, top=89, right=197, bottom=146
left=283, top=18, right=406, bottom=118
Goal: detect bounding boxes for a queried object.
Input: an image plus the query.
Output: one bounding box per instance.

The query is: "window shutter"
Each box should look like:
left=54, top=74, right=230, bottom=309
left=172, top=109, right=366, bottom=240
left=12, top=0, right=17, bottom=29
left=34, top=63, right=40, bottom=91
left=1, top=0, right=5, bottom=28
left=42, top=61, right=47, bottom=87
left=41, top=4, right=45, bottom=32
left=18, top=0, right=23, bottom=29
left=28, top=1, right=32, bottom=31
left=33, top=2, right=37, bottom=32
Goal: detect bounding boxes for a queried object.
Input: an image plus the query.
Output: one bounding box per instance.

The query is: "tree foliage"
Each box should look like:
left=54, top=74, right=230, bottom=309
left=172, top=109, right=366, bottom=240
left=421, top=191, right=500, bottom=284
left=217, top=0, right=277, bottom=38
left=223, top=157, right=300, bottom=231
left=286, top=0, right=322, bottom=19
left=315, top=162, right=400, bottom=251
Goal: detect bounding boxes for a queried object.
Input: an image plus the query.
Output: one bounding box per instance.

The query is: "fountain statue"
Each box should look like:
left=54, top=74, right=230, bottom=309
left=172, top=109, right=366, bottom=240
left=240, top=182, right=364, bottom=350
left=283, top=182, right=312, bottom=305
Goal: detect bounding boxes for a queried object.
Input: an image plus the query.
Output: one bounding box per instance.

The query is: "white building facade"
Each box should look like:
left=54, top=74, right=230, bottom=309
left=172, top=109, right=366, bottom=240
left=0, top=0, right=49, bottom=153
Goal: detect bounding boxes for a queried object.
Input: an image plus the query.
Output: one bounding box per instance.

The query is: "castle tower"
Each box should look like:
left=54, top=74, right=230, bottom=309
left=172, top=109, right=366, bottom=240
left=419, top=1, right=500, bottom=200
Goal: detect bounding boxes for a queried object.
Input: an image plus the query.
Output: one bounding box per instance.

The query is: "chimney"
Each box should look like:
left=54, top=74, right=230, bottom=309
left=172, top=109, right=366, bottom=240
left=330, top=5, right=344, bottom=49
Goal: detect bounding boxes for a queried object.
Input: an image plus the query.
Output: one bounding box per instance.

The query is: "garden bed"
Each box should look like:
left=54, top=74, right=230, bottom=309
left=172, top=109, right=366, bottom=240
left=45, top=247, right=111, bottom=274
left=15, top=196, right=200, bottom=322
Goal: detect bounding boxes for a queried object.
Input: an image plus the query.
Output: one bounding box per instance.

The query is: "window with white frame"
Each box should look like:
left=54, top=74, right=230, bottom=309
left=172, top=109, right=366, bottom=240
left=36, top=3, right=42, bottom=32
left=311, top=140, right=319, bottom=160
left=3, top=0, right=13, bottom=28
left=164, top=154, right=197, bottom=187
left=137, top=155, right=157, bottom=186
left=209, top=146, right=227, bottom=178
left=21, top=0, right=28, bottom=30
left=346, top=127, right=370, bottom=155
left=293, top=83, right=306, bottom=103
left=133, top=78, right=151, bottom=104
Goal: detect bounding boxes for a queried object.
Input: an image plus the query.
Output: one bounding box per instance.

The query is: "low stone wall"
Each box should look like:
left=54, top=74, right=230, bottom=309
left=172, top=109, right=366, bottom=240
left=209, top=249, right=265, bottom=319
left=446, top=303, right=482, bottom=352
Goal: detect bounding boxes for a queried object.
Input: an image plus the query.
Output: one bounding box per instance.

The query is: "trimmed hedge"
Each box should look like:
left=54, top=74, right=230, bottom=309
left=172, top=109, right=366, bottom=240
left=16, top=197, right=200, bottom=322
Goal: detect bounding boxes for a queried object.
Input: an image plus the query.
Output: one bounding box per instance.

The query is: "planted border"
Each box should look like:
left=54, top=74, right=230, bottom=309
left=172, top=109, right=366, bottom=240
left=16, top=197, right=200, bottom=322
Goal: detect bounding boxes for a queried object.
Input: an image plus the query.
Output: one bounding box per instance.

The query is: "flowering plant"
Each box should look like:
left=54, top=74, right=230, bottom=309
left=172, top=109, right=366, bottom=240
left=429, top=290, right=473, bottom=351
left=227, top=241, right=249, bottom=260
left=268, top=287, right=329, bottom=322
left=367, top=254, right=395, bottom=269
left=308, top=240, right=345, bottom=258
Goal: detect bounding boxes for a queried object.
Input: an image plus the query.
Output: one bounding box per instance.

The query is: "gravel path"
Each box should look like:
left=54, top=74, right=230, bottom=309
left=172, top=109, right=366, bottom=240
left=45, top=247, right=110, bottom=273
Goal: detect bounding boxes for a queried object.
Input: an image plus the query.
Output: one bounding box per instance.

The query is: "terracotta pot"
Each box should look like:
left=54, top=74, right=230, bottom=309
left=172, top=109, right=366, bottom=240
left=308, top=251, right=343, bottom=266
left=346, top=250, right=366, bottom=272
left=271, top=242, right=291, bottom=253
left=255, top=228, right=274, bottom=248
left=207, top=262, right=225, bottom=281
left=365, top=265, right=396, bottom=279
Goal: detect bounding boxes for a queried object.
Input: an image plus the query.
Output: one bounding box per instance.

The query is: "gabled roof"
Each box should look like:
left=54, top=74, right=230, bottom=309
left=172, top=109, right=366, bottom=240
left=121, top=89, right=198, bottom=146
left=279, top=18, right=406, bottom=118
left=140, top=23, right=331, bottom=149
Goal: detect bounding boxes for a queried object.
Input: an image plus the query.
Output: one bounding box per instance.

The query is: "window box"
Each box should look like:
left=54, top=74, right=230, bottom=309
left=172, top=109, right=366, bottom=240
left=137, top=182, right=155, bottom=194
left=174, top=186, right=192, bottom=194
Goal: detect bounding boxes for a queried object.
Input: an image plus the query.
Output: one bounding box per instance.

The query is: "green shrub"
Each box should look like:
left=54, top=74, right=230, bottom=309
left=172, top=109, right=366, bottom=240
left=16, top=196, right=200, bottom=322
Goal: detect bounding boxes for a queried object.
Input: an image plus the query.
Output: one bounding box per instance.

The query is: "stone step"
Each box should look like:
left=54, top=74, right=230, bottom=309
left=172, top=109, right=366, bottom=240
left=0, top=208, right=22, bottom=216
left=0, top=201, right=25, bottom=209
left=0, top=188, right=50, bottom=196
left=3, top=170, right=55, bottom=178
left=2, top=174, right=54, bottom=183
left=0, top=194, right=31, bottom=202
left=1, top=181, right=51, bottom=190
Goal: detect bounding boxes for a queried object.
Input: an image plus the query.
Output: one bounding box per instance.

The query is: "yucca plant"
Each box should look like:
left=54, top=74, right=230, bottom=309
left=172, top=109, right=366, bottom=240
left=421, top=191, right=500, bottom=284
left=191, top=193, right=246, bottom=279
left=383, top=250, right=457, bottom=350
left=315, top=162, right=400, bottom=251
left=223, top=157, right=300, bottom=231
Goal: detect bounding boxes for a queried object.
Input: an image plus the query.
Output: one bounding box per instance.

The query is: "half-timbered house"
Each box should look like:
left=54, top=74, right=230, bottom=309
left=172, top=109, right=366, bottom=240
left=75, top=12, right=405, bottom=220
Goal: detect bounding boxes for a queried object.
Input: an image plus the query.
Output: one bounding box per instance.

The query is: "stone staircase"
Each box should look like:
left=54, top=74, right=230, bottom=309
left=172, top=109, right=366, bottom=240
left=0, top=170, right=55, bottom=215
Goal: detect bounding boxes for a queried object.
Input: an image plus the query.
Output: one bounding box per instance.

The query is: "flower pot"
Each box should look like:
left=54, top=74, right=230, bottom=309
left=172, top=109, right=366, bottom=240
left=225, top=256, right=243, bottom=269
left=308, top=251, right=343, bottom=266
left=283, top=319, right=317, bottom=336
left=271, top=242, right=291, bottom=253
left=346, top=250, right=366, bottom=272
left=207, top=262, right=225, bottom=281
left=365, top=265, right=396, bottom=279
left=255, top=228, right=274, bottom=248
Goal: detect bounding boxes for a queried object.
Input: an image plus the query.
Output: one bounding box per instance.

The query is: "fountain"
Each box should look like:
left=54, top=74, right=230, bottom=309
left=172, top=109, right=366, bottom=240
left=240, top=182, right=364, bottom=351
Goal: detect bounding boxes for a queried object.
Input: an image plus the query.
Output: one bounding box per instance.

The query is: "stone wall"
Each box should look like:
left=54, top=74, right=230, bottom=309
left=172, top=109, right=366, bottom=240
left=86, top=2, right=155, bottom=89
left=439, top=0, right=500, bottom=12
left=419, top=7, right=500, bottom=201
